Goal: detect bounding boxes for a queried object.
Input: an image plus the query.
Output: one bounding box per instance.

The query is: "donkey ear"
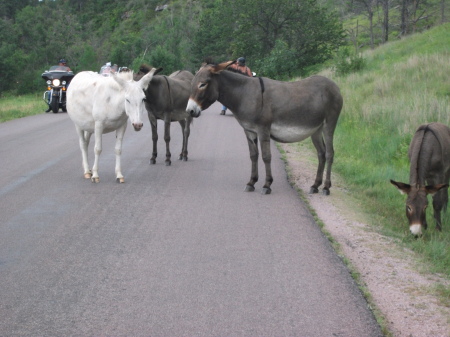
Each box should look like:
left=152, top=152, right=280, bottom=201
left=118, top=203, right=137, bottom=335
left=390, top=180, right=411, bottom=195
left=112, top=73, right=128, bottom=88
left=139, top=67, right=162, bottom=90
left=211, top=60, right=235, bottom=74
left=425, top=183, right=449, bottom=195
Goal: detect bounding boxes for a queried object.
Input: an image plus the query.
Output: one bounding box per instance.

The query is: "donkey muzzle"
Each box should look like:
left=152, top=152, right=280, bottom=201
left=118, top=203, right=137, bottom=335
left=186, top=99, right=202, bottom=118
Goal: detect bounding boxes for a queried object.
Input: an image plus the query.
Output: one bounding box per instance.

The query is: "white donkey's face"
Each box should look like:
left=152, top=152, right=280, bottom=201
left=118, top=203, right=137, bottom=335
left=124, top=86, right=147, bottom=131
left=114, top=68, right=160, bottom=131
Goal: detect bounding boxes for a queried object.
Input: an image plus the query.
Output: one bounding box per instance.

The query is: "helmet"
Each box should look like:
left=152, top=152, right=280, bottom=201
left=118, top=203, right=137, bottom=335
left=237, top=57, right=246, bottom=64
left=59, top=58, right=67, bottom=64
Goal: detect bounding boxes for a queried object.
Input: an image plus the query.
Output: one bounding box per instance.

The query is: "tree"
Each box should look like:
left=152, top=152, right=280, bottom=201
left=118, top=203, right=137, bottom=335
left=0, top=0, right=33, bottom=20
left=400, top=0, right=434, bottom=35
left=379, top=0, right=390, bottom=43
left=193, top=0, right=344, bottom=78
left=346, top=0, right=377, bottom=48
left=190, top=0, right=233, bottom=66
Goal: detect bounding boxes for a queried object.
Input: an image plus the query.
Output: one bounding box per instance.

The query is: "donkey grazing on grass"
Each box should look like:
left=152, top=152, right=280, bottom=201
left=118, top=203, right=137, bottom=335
left=391, top=123, right=450, bottom=236
left=136, top=65, right=194, bottom=166
left=186, top=60, right=343, bottom=195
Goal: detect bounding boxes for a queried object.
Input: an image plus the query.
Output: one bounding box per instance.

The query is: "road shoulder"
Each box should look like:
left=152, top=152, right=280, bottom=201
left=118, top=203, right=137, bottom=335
left=279, top=142, right=450, bottom=337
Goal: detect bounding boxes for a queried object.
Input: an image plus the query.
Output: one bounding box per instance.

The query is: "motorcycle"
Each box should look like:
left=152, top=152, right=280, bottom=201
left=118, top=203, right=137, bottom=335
left=42, top=66, right=74, bottom=113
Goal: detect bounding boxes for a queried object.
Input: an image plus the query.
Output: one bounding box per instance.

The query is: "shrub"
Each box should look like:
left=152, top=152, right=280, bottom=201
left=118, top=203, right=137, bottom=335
left=333, top=47, right=366, bottom=76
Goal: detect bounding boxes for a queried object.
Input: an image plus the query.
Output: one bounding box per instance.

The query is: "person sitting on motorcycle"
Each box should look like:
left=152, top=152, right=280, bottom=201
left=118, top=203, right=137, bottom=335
left=57, top=59, right=71, bottom=71
left=45, top=59, right=72, bottom=112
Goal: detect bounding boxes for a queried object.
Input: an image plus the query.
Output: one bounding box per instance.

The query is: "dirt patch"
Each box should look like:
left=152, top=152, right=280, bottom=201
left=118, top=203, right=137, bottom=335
left=280, top=143, right=450, bottom=337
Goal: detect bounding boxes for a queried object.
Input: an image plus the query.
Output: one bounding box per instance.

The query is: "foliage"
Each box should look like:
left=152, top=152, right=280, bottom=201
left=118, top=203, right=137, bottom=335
left=255, top=40, right=298, bottom=79
left=193, top=0, right=345, bottom=78
left=0, top=0, right=447, bottom=96
left=333, top=47, right=366, bottom=76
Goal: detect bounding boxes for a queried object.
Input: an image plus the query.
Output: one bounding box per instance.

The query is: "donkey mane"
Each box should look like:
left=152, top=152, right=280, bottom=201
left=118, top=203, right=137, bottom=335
left=202, top=58, right=248, bottom=76
left=226, top=66, right=250, bottom=77
left=139, top=64, right=153, bottom=74
left=116, top=70, right=134, bottom=81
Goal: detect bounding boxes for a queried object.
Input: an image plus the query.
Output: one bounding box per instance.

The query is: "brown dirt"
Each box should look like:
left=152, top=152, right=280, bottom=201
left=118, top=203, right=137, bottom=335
left=280, top=142, right=450, bottom=337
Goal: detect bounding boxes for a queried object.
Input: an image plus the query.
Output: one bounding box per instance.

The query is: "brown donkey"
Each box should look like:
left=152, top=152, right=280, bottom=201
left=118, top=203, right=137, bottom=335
left=186, top=60, right=343, bottom=195
left=391, top=123, right=450, bottom=236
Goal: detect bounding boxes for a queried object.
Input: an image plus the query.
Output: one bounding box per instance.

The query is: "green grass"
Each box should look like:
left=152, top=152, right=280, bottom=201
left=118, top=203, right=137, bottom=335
left=0, top=93, right=45, bottom=123
left=314, top=23, right=450, bottom=280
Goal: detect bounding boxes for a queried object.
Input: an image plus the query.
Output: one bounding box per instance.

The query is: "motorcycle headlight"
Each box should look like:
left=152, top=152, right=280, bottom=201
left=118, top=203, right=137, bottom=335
left=52, top=79, right=61, bottom=86
left=47, top=80, right=51, bottom=85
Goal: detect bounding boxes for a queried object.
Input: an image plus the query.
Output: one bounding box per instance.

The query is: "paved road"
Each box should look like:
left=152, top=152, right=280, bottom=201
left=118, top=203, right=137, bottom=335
left=0, top=102, right=382, bottom=336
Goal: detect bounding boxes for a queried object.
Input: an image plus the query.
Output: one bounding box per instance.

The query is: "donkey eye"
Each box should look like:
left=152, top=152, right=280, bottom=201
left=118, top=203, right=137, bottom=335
left=199, top=82, right=207, bottom=89
left=143, top=98, right=147, bottom=103
left=126, top=99, right=130, bottom=103
left=406, top=205, right=412, bottom=213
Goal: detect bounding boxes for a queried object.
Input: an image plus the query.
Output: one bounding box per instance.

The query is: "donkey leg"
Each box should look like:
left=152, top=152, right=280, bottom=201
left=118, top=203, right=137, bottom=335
left=183, top=116, right=192, bottom=161
left=114, top=124, right=127, bottom=183
left=164, top=117, right=172, bottom=166
left=91, top=125, right=103, bottom=183
left=309, top=129, right=326, bottom=194
left=260, top=136, right=273, bottom=195
left=322, top=125, right=336, bottom=196
left=244, top=130, right=259, bottom=192
left=432, top=188, right=448, bottom=231
left=178, top=119, right=190, bottom=161
left=149, top=114, right=158, bottom=164
left=76, top=127, right=92, bottom=179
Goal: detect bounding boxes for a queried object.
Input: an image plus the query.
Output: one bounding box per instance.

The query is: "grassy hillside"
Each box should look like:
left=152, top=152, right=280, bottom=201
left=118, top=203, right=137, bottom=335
left=305, top=23, right=450, bottom=280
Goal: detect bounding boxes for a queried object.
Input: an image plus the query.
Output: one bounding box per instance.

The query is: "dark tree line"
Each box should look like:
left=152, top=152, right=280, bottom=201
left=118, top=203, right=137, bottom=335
left=0, top=0, right=446, bottom=96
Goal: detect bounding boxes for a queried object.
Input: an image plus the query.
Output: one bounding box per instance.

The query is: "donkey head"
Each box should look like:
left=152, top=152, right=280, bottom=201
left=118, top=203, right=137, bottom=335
left=113, top=67, right=162, bottom=131
left=186, top=60, right=235, bottom=117
left=390, top=180, right=447, bottom=236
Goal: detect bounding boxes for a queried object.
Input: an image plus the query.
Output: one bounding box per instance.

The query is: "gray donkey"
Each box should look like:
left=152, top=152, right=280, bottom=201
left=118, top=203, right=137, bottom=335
left=187, top=60, right=343, bottom=195
left=136, top=65, right=194, bottom=166
left=391, top=123, right=450, bottom=236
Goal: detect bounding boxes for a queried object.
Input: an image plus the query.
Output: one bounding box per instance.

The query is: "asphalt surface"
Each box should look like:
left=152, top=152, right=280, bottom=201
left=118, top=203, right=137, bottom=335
left=0, top=102, right=383, bottom=336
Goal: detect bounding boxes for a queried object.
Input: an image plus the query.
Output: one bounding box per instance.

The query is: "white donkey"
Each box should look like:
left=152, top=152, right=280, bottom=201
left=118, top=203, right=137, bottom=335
left=67, top=68, right=160, bottom=183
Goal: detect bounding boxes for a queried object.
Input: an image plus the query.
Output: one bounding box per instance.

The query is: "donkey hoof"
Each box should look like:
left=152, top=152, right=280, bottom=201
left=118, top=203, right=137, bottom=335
left=309, top=187, right=319, bottom=194
left=84, top=172, right=92, bottom=179
left=244, top=185, right=255, bottom=192
left=322, top=188, right=330, bottom=196
left=150, top=158, right=156, bottom=165
left=91, top=177, right=100, bottom=183
left=261, top=187, right=272, bottom=195
left=165, top=161, right=171, bottom=166
left=182, top=157, right=188, bottom=162
left=116, top=177, right=125, bottom=184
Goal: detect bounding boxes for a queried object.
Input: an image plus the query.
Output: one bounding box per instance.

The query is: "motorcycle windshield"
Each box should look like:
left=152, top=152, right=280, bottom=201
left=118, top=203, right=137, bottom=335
left=42, top=66, right=74, bottom=81
left=49, top=65, right=72, bottom=72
